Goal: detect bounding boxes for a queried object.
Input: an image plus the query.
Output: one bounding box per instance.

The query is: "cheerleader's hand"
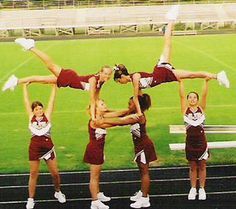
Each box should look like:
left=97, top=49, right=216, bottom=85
left=94, top=118, right=104, bottom=126
left=121, top=113, right=139, bottom=120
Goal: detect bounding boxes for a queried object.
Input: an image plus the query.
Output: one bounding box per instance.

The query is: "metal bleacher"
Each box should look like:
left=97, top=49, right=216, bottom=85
left=0, top=3, right=235, bottom=37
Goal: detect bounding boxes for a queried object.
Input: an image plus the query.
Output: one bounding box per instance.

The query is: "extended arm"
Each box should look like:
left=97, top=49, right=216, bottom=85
left=45, top=84, right=57, bottom=121
left=95, top=114, right=141, bottom=129
left=179, top=80, right=187, bottom=114
left=200, top=79, right=209, bottom=111
left=23, top=84, right=33, bottom=117
left=132, top=73, right=142, bottom=116
left=89, top=77, right=97, bottom=121
left=103, top=109, right=130, bottom=118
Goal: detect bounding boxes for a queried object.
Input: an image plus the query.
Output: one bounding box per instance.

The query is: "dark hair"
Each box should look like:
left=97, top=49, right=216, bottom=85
left=139, top=94, right=151, bottom=112
left=187, top=91, right=199, bottom=101
left=130, top=94, right=151, bottom=112
left=113, top=64, right=129, bottom=81
left=31, top=101, right=43, bottom=111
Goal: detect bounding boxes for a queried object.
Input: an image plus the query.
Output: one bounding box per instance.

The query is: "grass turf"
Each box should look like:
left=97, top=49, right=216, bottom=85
left=0, top=34, right=236, bottom=173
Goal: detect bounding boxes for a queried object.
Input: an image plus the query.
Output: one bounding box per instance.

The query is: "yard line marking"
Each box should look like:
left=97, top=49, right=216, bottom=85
left=0, top=43, right=57, bottom=83
left=0, top=104, right=236, bottom=116
left=174, top=38, right=236, bottom=73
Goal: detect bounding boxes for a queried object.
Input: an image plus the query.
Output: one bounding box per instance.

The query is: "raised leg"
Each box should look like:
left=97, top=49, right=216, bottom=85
left=30, top=48, right=61, bottom=77
left=158, top=22, right=174, bottom=64
left=173, top=70, right=217, bottom=80
left=18, top=75, right=57, bottom=85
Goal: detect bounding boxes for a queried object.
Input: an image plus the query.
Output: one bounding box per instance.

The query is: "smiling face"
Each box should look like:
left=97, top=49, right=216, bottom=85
left=33, top=105, right=44, bottom=117
left=187, top=92, right=199, bottom=107
left=31, top=101, right=44, bottom=117
left=99, top=67, right=112, bottom=82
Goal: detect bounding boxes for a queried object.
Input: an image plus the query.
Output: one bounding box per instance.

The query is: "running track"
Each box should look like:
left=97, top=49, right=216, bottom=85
left=0, top=164, right=236, bottom=209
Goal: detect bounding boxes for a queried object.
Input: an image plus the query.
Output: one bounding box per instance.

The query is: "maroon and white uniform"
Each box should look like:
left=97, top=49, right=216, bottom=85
left=57, top=69, right=104, bottom=91
left=131, top=63, right=177, bottom=89
left=28, top=114, right=55, bottom=161
left=130, top=116, right=157, bottom=164
left=84, top=121, right=107, bottom=165
left=184, top=107, right=209, bottom=161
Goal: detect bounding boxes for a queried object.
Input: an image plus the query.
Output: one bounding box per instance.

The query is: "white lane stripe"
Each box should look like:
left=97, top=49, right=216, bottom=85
left=0, top=43, right=57, bottom=83
left=0, top=175, right=235, bottom=189
left=0, top=104, right=236, bottom=116
left=1, top=190, right=236, bottom=204
left=174, top=38, right=236, bottom=73
left=150, top=190, right=236, bottom=197
left=0, top=164, right=235, bottom=177
left=0, top=58, right=34, bottom=83
left=0, top=109, right=85, bottom=116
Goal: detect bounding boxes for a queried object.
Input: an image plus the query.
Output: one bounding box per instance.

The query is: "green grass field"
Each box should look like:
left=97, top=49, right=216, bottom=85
left=0, top=34, right=236, bottom=173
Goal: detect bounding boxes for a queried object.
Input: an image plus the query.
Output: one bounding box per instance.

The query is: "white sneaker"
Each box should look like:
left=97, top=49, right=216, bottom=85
left=97, top=192, right=111, bottom=202
left=188, top=187, right=197, bottom=200
left=15, top=38, right=35, bottom=50
left=217, top=71, right=230, bottom=88
left=198, top=188, right=206, bottom=200
left=165, top=5, right=180, bottom=21
left=26, top=198, right=35, bottom=209
left=2, top=75, right=18, bottom=91
left=130, top=190, right=143, bottom=201
left=91, top=200, right=109, bottom=209
left=130, top=196, right=150, bottom=208
left=54, top=191, right=66, bottom=203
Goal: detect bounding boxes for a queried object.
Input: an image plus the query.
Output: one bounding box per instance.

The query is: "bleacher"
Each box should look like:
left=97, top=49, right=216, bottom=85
left=0, top=3, right=235, bottom=37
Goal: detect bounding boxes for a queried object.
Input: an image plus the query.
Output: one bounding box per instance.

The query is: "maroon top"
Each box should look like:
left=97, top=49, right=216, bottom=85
left=31, top=114, right=48, bottom=124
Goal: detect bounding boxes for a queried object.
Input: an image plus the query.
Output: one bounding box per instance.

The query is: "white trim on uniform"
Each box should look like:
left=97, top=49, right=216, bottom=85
left=134, top=150, right=147, bottom=164
left=130, top=123, right=141, bottom=138
left=95, top=128, right=107, bottom=140
left=139, top=77, right=153, bottom=89
left=198, top=147, right=209, bottom=161
left=82, top=82, right=90, bottom=91
left=184, top=115, right=205, bottom=127
left=29, top=122, right=51, bottom=136
left=39, top=146, right=56, bottom=160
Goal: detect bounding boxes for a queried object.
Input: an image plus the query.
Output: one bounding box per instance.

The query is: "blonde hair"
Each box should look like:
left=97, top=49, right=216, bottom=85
left=101, top=65, right=111, bottom=72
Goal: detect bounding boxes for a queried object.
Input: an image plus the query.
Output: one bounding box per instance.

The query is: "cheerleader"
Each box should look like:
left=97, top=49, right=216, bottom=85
left=179, top=79, right=210, bottom=200
left=3, top=38, right=112, bottom=120
left=23, top=83, right=66, bottom=209
left=94, top=94, right=157, bottom=208
left=113, top=6, right=229, bottom=116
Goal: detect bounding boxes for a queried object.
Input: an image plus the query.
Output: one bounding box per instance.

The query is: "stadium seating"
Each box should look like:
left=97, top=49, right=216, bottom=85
left=0, top=3, right=235, bottom=37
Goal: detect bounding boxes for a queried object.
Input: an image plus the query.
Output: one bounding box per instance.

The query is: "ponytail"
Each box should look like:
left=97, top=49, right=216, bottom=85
left=113, top=64, right=129, bottom=81
left=138, top=94, right=151, bottom=112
